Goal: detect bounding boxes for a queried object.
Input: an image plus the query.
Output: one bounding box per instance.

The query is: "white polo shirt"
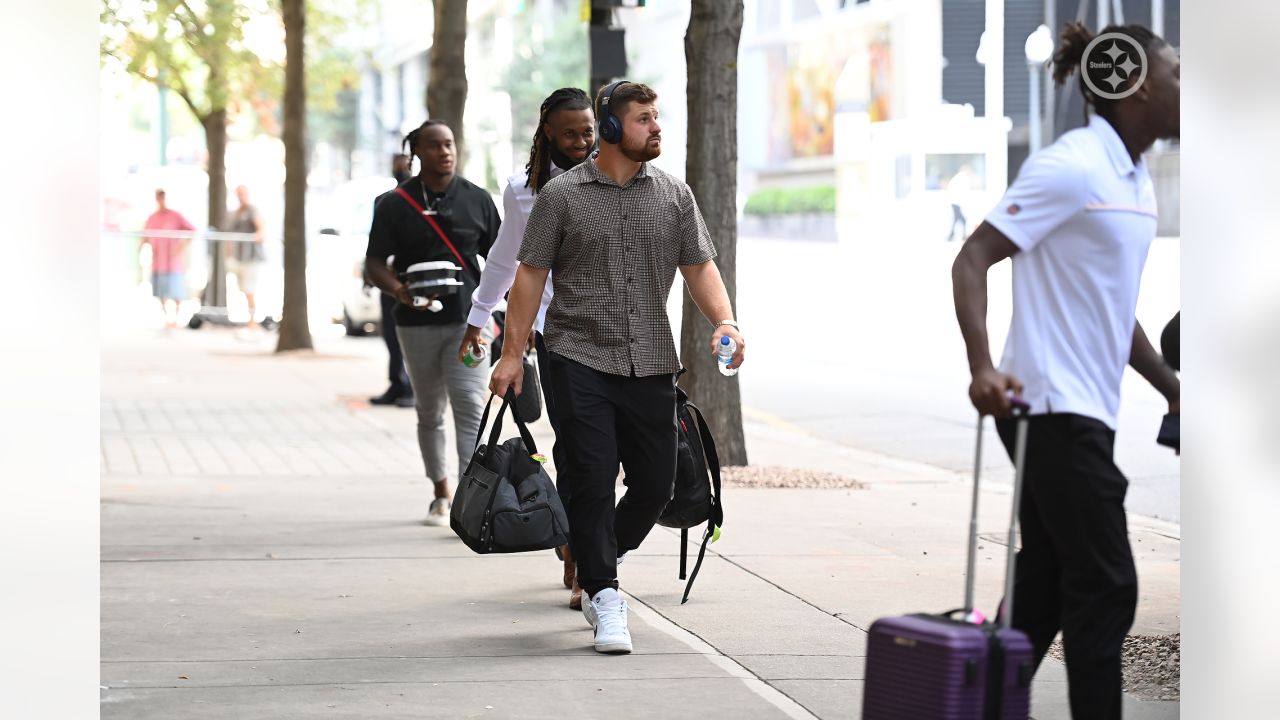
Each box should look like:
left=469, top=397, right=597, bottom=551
left=985, top=115, right=1159, bottom=429
left=468, top=168, right=559, bottom=332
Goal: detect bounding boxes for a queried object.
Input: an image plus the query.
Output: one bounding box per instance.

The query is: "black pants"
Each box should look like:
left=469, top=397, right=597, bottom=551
left=547, top=352, right=677, bottom=598
left=380, top=291, right=410, bottom=391
left=534, top=333, right=568, bottom=510
left=996, top=413, right=1137, bottom=720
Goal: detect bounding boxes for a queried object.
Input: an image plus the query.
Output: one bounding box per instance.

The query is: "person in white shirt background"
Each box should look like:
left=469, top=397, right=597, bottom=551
left=951, top=22, right=1179, bottom=720
left=458, top=87, right=596, bottom=610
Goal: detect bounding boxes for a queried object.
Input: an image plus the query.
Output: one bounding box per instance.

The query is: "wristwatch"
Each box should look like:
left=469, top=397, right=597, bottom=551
left=716, top=320, right=739, bottom=330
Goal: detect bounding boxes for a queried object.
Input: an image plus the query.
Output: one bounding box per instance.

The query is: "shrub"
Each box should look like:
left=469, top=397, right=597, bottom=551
left=743, top=185, right=836, bottom=216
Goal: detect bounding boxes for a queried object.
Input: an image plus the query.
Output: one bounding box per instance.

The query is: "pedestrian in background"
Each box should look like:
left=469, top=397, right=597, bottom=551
left=365, top=121, right=501, bottom=526
left=459, top=87, right=597, bottom=610
left=945, top=164, right=975, bottom=242
left=227, top=185, right=266, bottom=329
left=142, top=188, right=195, bottom=329
left=489, top=81, right=745, bottom=655
left=951, top=22, right=1180, bottom=719
left=369, top=153, right=416, bottom=408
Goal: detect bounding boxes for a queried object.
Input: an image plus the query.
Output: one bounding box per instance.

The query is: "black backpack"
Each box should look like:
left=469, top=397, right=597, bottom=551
left=656, top=381, right=724, bottom=604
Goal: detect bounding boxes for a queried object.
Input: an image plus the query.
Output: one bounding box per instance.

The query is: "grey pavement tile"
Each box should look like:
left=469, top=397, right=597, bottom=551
left=100, top=330, right=1180, bottom=719
left=181, top=436, right=233, bottom=476
left=210, top=436, right=265, bottom=476
left=735, top=654, right=865, bottom=682
left=103, top=653, right=720, bottom=689
left=102, top=436, right=140, bottom=476
left=132, top=436, right=172, bottom=476
left=101, top=677, right=791, bottom=720
left=624, top=556, right=866, bottom=658
left=769, top=679, right=863, bottom=720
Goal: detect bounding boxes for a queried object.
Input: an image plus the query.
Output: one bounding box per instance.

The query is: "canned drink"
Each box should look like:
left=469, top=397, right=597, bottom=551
left=462, top=343, right=488, bottom=368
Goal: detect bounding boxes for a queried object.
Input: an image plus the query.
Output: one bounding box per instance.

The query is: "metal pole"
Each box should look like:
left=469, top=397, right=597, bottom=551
left=588, top=2, right=613, bottom=96
left=1099, top=0, right=1110, bottom=29
left=158, top=74, right=169, bottom=166
left=1028, top=62, right=1042, bottom=153
left=1044, top=0, right=1055, bottom=142
left=1153, top=0, right=1165, bottom=38
left=984, top=0, right=1005, bottom=123
left=1003, top=416, right=1030, bottom=631
left=965, top=417, right=985, bottom=613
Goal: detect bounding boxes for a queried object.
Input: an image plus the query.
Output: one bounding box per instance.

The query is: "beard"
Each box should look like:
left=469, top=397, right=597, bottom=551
left=549, top=142, right=591, bottom=171
left=620, top=133, right=661, bottom=162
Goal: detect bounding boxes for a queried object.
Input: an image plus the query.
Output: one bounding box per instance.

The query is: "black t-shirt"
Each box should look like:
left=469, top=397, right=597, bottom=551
left=367, top=175, right=500, bottom=326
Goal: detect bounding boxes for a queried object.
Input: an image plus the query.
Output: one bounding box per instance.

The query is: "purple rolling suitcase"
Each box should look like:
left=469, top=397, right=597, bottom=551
left=862, top=405, right=1035, bottom=720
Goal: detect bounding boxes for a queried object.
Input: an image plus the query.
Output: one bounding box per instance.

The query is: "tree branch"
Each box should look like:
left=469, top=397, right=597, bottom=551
left=171, top=1, right=217, bottom=67
left=133, top=65, right=204, bottom=120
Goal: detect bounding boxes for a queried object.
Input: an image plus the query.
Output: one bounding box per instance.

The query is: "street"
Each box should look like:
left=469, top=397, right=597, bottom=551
left=721, top=234, right=1182, bottom=523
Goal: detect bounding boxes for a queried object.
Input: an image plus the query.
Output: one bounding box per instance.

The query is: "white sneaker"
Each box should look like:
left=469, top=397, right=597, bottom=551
left=588, top=588, right=632, bottom=654
left=423, top=497, right=450, bottom=526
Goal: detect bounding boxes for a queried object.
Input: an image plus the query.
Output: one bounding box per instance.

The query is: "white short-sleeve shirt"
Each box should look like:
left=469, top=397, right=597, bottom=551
left=985, top=115, right=1159, bottom=429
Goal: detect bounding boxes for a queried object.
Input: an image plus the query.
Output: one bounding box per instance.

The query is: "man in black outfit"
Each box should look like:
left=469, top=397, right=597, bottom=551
left=366, top=122, right=501, bottom=526
left=370, top=153, right=415, bottom=408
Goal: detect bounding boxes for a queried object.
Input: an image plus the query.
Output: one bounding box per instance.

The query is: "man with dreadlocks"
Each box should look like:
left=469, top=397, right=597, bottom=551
left=458, top=87, right=596, bottom=611
left=952, top=22, right=1179, bottom=718
left=366, top=121, right=501, bottom=527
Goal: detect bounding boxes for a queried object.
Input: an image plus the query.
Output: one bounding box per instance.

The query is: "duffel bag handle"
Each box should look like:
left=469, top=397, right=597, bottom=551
left=476, top=389, right=541, bottom=462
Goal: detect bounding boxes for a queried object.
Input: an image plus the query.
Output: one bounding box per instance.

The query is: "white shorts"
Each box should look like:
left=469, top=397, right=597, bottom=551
left=226, top=258, right=262, bottom=294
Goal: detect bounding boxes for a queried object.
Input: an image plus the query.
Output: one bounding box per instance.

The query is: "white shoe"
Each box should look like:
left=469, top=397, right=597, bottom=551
left=588, top=588, right=632, bottom=654
left=423, top=497, right=450, bottom=526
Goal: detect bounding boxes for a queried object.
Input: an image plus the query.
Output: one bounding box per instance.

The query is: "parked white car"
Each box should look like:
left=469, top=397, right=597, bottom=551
left=310, top=177, right=397, bottom=335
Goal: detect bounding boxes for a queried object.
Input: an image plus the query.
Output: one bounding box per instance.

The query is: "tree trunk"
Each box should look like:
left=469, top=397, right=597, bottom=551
left=682, top=0, right=746, bottom=466
left=427, top=0, right=469, bottom=167
left=277, top=0, right=312, bottom=351
left=201, top=108, right=229, bottom=309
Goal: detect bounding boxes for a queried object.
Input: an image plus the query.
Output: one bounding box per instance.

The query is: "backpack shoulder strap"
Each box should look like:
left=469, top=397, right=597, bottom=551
left=685, top=401, right=723, bottom=525
left=678, top=399, right=724, bottom=604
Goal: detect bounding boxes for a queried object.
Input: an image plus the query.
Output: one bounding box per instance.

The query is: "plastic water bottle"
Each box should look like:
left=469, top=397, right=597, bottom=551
left=717, top=336, right=738, bottom=376
left=462, top=343, right=487, bottom=368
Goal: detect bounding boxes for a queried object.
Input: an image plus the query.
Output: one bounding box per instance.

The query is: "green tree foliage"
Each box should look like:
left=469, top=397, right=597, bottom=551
left=301, top=0, right=370, bottom=178
left=500, top=9, right=588, bottom=168
left=101, top=0, right=269, bottom=230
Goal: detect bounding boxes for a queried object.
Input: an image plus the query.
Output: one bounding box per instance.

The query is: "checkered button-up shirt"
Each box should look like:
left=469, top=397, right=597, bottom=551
left=518, top=159, right=717, bottom=377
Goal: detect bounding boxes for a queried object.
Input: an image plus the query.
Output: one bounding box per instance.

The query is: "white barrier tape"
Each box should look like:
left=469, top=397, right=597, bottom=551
left=103, top=229, right=262, bottom=242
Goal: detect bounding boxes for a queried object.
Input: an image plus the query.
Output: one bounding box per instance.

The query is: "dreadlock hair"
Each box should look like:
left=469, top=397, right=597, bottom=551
left=402, top=120, right=448, bottom=175
left=524, top=88, right=593, bottom=194
left=1052, top=22, right=1166, bottom=124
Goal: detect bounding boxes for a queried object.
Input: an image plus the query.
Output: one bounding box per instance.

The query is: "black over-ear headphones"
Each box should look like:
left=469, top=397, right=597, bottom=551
left=597, top=80, right=629, bottom=145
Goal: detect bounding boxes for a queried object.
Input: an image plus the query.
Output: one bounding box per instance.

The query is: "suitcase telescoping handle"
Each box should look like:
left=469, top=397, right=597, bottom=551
left=963, top=397, right=1030, bottom=631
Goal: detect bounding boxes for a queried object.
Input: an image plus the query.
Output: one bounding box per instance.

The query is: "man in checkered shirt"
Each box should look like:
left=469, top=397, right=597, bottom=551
left=489, top=81, right=745, bottom=655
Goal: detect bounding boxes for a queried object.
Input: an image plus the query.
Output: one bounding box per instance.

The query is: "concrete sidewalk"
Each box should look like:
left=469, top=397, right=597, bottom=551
left=101, top=327, right=1179, bottom=719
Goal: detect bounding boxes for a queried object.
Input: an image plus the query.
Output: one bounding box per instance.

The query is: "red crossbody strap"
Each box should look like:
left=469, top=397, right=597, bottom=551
left=394, top=187, right=473, bottom=277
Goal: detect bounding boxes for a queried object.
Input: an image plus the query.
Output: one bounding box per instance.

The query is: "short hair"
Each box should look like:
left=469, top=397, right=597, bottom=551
left=402, top=120, right=449, bottom=173
left=595, top=81, right=658, bottom=124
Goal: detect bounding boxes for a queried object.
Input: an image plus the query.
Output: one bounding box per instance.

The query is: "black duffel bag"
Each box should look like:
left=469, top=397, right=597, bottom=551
left=450, top=390, right=568, bottom=554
